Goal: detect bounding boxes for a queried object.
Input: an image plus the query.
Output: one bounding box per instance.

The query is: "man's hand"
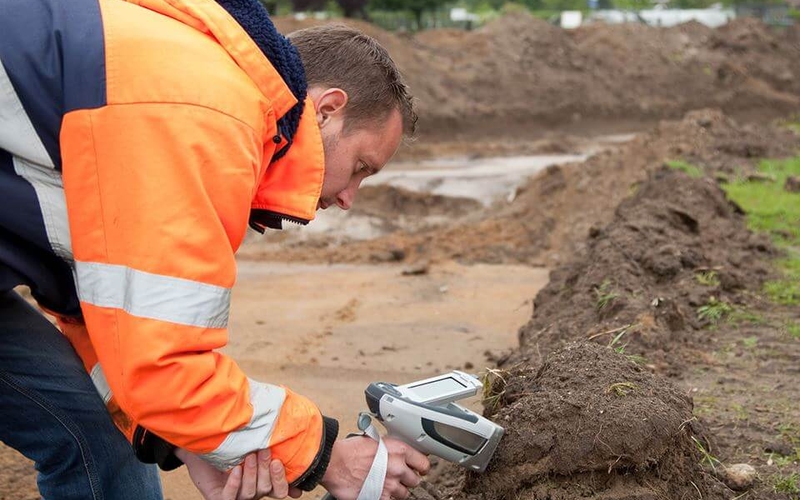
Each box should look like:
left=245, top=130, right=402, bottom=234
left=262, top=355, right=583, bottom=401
left=320, top=436, right=430, bottom=500
left=176, top=448, right=303, bottom=500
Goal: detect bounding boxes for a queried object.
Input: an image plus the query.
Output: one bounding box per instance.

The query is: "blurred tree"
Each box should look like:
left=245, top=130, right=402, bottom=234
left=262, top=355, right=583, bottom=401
left=371, top=0, right=449, bottom=28
left=290, top=0, right=327, bottom=10
left=338, top=0, right=370, bottom=17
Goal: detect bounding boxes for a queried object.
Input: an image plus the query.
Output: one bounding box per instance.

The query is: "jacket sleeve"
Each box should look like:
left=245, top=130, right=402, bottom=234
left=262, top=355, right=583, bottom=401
left=59, top=102, right=336, bottom=482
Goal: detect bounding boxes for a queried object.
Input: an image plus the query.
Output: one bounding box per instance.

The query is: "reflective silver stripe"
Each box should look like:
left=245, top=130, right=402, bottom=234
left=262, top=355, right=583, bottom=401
left=201, top=379, right=286, bottom=470
left=75, top=261, right=231, bottom=328
left=0, top=60, right=54, bottom=167
left=90, top=363, right=113, bottom=405
left=13, top=156, right=73, bottom=261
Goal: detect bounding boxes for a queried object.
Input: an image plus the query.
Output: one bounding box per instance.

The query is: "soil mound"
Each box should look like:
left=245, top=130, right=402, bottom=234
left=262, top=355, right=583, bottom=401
left=280, top=14, right=800, bottom=139
left=251, top=110, right=799, bottom=267
left=511, top=166, right=776, bottom=375
left=421, top=342, right=727, bottom=500
left=351, top=185, right=482, bottom=219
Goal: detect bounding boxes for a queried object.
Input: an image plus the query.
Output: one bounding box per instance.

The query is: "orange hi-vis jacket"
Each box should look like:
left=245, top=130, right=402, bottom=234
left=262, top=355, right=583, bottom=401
left=0, top=0, right=337, bottom=487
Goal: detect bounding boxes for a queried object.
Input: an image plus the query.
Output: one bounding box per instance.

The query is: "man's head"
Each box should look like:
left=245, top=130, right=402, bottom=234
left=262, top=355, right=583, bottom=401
left=289, top=25, right=416, bottom=210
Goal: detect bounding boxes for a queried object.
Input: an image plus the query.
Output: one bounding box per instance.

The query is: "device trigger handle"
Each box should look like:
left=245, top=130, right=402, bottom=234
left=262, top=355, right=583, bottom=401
left=357, top=412, right=373, bottom=432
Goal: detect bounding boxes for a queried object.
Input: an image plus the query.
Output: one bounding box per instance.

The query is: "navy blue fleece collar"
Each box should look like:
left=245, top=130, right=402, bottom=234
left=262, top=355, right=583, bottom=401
left=215, top=0, right=307, bottom=162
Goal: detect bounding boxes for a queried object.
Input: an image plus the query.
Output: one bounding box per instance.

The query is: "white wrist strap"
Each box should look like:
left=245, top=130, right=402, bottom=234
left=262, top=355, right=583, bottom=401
left=356, top=413, right=388, bottom=500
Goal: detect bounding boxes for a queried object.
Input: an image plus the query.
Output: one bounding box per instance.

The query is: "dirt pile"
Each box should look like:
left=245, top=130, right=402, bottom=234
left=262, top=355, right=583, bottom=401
left=511, top=166, right=775, bottom=375
left=248, top=110, right=799, bottom=267
left=412, top=129, right=800, bottom=500
left=420, top=342, right=729, bottom=500
left=278, top=15, right=800, bottom=139
left=351, top=185, right=482, bottom=219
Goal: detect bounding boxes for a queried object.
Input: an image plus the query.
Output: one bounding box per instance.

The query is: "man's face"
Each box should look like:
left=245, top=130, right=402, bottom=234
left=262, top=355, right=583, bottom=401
left=310, top=87, right=404, bottom=211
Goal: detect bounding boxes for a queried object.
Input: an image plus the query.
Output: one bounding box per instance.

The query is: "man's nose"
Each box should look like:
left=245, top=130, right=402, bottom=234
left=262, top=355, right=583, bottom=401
left=336, top=183, right=359, bottom=210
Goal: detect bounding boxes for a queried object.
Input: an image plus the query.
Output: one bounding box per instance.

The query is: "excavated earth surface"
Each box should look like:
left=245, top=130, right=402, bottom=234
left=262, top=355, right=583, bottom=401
left=247, top=109, right=799, bottom=267
left=4, top=16, right=800, bottom=500
left=405, top=140, right=800, bottom=499
left=276, top=16, right=800, bottom=141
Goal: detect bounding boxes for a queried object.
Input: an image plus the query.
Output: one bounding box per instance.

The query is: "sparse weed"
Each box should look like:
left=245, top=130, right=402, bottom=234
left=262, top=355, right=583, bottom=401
left=695, top=270, right=720, bottom=287
left=728, top=308, right=767, bottom=326
left=625, top=353, right=647, bottom=365
left=772, top=472, right=800, bottom=494
left=785, top=321, right=800, bottom=340
left=742, top=336, right=758, bottom=348
left=778, top=422, right=800, bottom=446
left=693, top=395, right=717, bottom=417
left=666, top=160, right=704, bottom=178
left=606, top=382, right=638, bottom=397
left=781, top=117, right=800, bottom=134
left=730, top=403, right=749, bottom=421
left=692, top=436, right=722, bottom=471
left=594, top=279, right=620, bottom=312
left=608, top=328, right=629, bottom=355
left=481, top=367, right=510, bottom=414
left=697, top=296, right=733, bottom=323
left=772, top=453, right=796, bottom=468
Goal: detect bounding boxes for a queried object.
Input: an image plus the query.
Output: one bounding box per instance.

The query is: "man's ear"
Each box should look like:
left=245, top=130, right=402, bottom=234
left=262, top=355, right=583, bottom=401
left=312, top=88, right=349, bottom=129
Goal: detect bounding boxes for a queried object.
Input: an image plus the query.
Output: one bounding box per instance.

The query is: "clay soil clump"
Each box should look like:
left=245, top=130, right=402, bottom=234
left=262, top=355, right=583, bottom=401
left=420, top=342, right=726, bottom=500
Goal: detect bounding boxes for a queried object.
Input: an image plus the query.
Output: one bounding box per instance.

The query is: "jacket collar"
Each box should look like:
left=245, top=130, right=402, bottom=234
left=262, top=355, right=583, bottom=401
left=250, top=98, right=324, bottom=231
left=125, top=0, right=325, bottom=229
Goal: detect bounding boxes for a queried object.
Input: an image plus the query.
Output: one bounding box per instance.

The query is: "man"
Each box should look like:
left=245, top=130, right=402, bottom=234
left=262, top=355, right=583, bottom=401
left=0, top=0, right=429, bottom=499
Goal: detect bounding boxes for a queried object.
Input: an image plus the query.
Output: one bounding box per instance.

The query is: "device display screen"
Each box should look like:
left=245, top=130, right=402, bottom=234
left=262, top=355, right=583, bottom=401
left=406, top=377, right=466, bottom=401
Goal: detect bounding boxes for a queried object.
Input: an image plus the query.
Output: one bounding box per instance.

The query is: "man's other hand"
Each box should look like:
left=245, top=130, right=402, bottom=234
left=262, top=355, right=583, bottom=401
left=320, top=436, right=430, bottom=500
left=177, top=448, right=303, bottom=500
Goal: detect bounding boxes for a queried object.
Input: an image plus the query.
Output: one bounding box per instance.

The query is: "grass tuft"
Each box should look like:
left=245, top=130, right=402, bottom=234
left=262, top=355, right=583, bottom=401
left=692, top=436, right=722, bottom=471
left=785, top=321, right=800, bottom=340
left=605, top=382, right=638, bottom=397
left=481, top=367, right=510, bottom=414
left=666, top=160, right=704, bottom=178
left=772, top=472, right=800, bottom=494
left=695, top=270, right=720, bottom=287
left=594, top=279, right=620, bottom=312
left=697, top=296, right=733, bottom=323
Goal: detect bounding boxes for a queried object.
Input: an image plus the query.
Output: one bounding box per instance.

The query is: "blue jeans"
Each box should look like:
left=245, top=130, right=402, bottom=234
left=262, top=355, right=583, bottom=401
left=0, top=290, right=163, bottom=500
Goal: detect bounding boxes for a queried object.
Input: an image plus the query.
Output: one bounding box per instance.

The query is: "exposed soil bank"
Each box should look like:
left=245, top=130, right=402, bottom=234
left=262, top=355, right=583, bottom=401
left=275, top=16, right=800, bottom=142
left=248, top=110, right=799, bottom=269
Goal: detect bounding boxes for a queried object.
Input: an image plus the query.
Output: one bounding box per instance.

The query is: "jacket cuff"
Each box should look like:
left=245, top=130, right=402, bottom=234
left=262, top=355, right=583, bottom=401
left=291, top=416, right=339, bottom=491
left=132, top=425, right=184, bottom=471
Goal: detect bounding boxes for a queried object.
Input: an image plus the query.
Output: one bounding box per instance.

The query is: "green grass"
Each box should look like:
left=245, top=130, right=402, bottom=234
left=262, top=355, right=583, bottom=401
left=691, top=436, right=722, bottom=471
left=786, top=321, right=800, bottom=340
left=695, top=270, right=720, bottom=287
left=667, top=160, right=704, bottom=178
left=697, top=296, right=733, bottom=324
left=772, top=472, right=800, bottom=494
left=723, top=157, right=800, bottom=306
left=593, top=279, right=620, bottom=312
left=728, top=308, right=767, bottom=326
left=742, top=336, right=759, bottom=348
